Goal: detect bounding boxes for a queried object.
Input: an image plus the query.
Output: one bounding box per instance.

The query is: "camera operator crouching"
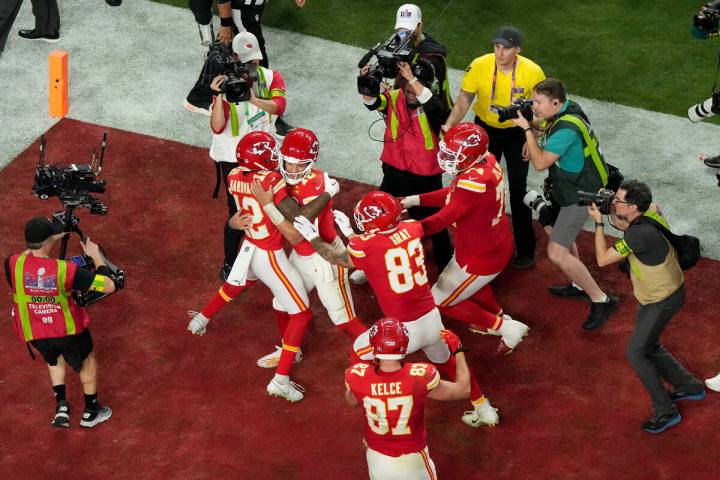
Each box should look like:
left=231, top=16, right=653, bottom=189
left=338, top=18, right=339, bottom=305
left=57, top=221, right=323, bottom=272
left=4, top=218, right=117, bottom=429
left=209, top=31, right=287, bottom=280
left=357, top=58, right=453, bottom=277
left=588, top=180, right=705, bottom=434
left=512, top=78, right=619, bottom=330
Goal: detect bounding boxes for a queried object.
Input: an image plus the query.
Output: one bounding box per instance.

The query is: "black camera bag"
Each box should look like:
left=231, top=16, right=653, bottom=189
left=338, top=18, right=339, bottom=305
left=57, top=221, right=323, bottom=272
left=636, top=215, right=702, bottom=270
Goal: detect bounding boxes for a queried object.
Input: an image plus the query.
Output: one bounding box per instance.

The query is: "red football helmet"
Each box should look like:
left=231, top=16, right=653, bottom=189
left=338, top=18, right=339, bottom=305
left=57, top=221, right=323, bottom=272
left=235, top=131, right=277, bottom=171
left=369, top=317, right=410, bottom=360
left=353, top=191, right=402, bottom=233
left=278, top=128, right=320, bottom=185
left=437, top=122, right=489, bottom=175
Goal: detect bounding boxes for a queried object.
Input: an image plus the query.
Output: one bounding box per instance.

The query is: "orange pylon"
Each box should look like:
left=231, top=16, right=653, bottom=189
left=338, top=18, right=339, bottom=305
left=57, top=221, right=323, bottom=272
left=49, top=50, right=68, bottom=117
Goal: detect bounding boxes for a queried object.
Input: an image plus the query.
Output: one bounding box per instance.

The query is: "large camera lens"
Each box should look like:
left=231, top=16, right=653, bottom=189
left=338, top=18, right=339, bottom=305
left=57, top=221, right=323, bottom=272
left=523, top=190, right=547, bottom=213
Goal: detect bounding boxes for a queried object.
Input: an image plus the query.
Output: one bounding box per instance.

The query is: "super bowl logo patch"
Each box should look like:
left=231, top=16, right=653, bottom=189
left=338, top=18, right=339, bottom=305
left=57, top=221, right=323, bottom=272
left=24, top=268, right=57, bottom=291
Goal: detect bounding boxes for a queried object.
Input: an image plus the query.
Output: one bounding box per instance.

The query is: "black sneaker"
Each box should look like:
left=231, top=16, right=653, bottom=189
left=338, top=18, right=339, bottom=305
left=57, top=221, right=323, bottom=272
left=18, top=29, right=59, bottom=43
left=670, top=387, right=706, bottom=402
left=641, top=411, right=681, bottom=434
left=582, top=295, right=619, bottom=331
left=52, top=400, right=70, bottom=428
left=106, top=0, right=122, bottom=5
left=703, top=154, right=720, bottom=168
left=511, top=256, right=536, bottom=269
left=219, top=262, right=232, bottom=282
left=275, top=117, right=294, bottom=137
left=549, top=284, right=590, bottom=300
left=80, top=405, right=112, bottom=428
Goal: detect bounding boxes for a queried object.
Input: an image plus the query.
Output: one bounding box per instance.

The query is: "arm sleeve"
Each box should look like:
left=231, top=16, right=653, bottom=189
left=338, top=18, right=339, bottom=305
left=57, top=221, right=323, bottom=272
left=460, top=60, right=480, bottom=93
left=420, top=188, right=475, bottom=236
left=418, top=187, right=450, bottom=207
left=364, top=93, right=387, bottom=112
left=72, top=267, right=96, bottom=292
left=268, top=71, right=287, bottom=117
left=422, top=95, right=448, bottom=135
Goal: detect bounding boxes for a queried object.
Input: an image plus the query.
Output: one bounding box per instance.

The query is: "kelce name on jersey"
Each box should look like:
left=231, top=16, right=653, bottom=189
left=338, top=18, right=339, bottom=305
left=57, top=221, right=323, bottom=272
left=371, top=382, right=403, bottom=396
left=389, top=229, right=411, bottom=246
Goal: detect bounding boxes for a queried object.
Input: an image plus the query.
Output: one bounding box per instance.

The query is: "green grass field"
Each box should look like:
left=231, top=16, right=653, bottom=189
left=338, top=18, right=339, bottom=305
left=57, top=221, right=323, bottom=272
left=156, top=0, right=719, bottom=120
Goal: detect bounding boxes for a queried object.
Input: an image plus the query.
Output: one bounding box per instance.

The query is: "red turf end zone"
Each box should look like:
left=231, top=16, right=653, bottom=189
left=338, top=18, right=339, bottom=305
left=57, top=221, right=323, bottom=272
left=0, top=119, right=718, bottom=479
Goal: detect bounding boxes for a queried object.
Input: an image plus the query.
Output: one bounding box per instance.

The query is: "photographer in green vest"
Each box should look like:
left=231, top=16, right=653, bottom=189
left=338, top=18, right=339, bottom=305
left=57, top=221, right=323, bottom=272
left=512, top=78, right=619, bottom=330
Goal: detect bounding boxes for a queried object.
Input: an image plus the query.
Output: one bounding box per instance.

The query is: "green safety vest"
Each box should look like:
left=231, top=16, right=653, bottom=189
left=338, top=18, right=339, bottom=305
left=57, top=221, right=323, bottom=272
left=12, top=254, right=78, bottom=341
left=547, top=101, right=609, bottom=206
left=228, top=66, right=273, bottom=137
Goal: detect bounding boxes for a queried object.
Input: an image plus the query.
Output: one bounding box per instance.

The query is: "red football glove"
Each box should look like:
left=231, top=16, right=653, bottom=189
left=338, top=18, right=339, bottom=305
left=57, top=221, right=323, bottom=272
left=440, top=329, right=466, bottom=356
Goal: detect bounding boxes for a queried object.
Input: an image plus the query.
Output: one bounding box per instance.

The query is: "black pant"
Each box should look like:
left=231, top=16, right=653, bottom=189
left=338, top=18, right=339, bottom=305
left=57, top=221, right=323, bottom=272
left=219, top=161, right=245, bottom=266
left=476, top=117, right=535, bottom=260
left=30, top=0, right=59, bottom=34
left=626, top=285, right=702, bottom=416
left=0, top=0, right=23, bottom=55
left=379, top=163, right=453, bottom=272
left=188, top=0, right=213, bottom=25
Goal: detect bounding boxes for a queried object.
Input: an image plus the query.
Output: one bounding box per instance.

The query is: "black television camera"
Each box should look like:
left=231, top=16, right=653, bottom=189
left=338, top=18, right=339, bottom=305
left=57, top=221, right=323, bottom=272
left=31, top=133, right=125, bottom=306
left=577, top=189, right=615, bottom=215
left=357, top=32, right=416, bottom=96
left=205, top=42, right=256, bottom=103
left=693, top=0, right=720, bottom=36
left=495, top=98, right=534, bottom=123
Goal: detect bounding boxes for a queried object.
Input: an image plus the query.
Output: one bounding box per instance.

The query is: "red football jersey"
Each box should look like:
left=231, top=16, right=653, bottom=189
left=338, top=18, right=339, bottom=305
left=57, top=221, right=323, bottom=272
left=345, top=362, right=440, bottom=457
left=286, top=168, right=337, bottom=256
left=347, top=220, right=436, bottom=322
left=448, top=156, right=513, bottom=274
left=227, top=168, right=288, bottom=250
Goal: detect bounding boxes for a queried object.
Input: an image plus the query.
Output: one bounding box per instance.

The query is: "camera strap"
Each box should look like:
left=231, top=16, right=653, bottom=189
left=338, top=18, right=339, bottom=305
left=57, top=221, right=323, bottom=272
left=490, top=59, right=517, bottom=106
left=213, top=162, right=222, bottom=199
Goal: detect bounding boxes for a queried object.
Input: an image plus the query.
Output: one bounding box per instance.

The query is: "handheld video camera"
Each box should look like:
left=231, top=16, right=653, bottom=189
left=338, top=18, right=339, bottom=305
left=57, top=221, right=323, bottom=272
left=693, top=1, right=720, bottom=36
left=577, top=190, right=615, bottom=215
left=205, top=42, right=256, bottom=103
left=495, top=98, right=534, bottom=123
left=357, top=31, right=417, bottom=96
left=32, top=133, right=125, bottom=306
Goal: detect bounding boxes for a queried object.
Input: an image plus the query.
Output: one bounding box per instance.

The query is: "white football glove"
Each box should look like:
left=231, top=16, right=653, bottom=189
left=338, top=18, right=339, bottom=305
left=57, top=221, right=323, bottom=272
left=187, top=310, right=209, bottom=336
left=400, top=195, right=420, bottom=209
left=333, top=210, right=355, bottom=237
left=323, top=172, right=340, bottom=198
left=293, top=215, right=320, bottom=242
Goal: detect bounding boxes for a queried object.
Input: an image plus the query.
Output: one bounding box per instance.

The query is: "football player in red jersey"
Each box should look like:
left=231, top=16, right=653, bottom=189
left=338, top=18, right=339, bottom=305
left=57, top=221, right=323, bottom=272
left=252, top=129, right=366, bottom=369
left=294, top=191, right=500, bottom=427
left=401, top=122, right=530, bottom=360
left=187, top=131, right=339, bottom=403
left=345, top=318, right=470, bottom=480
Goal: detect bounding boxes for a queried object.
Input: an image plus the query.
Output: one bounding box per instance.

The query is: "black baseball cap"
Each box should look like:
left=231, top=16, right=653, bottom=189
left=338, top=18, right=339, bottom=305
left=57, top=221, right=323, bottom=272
left=492, top=26, right=523, bottom=48
left=25, top=217, right=63, bottom=244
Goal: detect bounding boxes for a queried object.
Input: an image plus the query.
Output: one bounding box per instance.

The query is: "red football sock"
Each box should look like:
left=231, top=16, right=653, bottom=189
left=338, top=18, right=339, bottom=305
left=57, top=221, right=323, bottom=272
left=276, top=310, right=312, bottom=376
left=274, top=309, right=290, bottom=338
left=470, top=285, right=503, bottom=317
left=438, top=300, right=502, bottom=330
left=200, top=282, right=249, bottom=318
left=337, top=317, right=367, bottom=339
left=435, top=355, right=484, bottom=402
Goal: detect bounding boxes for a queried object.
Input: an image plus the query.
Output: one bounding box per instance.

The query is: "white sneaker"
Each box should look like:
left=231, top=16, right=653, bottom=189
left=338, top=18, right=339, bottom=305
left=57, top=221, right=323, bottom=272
left=267, top=378, right=305, bottom=402
left=198, top=22, right=214, bottom=46
left=461, top=400, right=499, bottom=428
left=79, top=405, right=112, bottom=428
left=706, top=373, right=720, bottom=392
left=256, top=346, right=303, bottom=369
left=349, top=270, right=367, bottom=285
left=497, top=316, right=529, bottom=354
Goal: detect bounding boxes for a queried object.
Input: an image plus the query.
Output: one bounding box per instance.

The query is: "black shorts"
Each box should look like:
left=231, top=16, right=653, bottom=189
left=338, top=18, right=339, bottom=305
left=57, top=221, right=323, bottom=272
left=30, top=329, right=94, bottom=373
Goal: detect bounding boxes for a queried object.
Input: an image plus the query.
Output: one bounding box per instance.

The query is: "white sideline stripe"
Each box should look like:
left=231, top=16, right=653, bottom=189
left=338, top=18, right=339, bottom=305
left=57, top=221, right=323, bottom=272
left=1, top=0, right=720, bottom=258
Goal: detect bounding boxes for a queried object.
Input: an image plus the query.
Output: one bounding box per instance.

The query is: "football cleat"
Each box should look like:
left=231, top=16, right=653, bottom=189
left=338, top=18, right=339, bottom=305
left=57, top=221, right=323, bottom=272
left=468, top=325, right=501, bottom=336
left=256, top=346, right=303, bottom=369
left=267, top=378, right=305, bottom=402
left=461, top=400, right=499, bottom=428
left=706, top=373, right=720, bottom=392
left=496, top=316, right=529, bottom=355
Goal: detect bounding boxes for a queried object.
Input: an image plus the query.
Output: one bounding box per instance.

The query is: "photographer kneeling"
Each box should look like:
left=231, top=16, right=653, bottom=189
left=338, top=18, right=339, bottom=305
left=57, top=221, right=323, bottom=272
left=4, top=217, right=116, bottom=428
left=357, top=59, right=453, bottom=276
left=209, top=31, right=287, bottom=280
left=512, top=78, right=618, bottom=330
left=588, top=181, right=705, bottom=434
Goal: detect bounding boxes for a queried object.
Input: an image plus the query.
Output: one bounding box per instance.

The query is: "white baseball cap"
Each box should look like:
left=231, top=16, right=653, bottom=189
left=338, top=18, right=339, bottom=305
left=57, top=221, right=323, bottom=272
left=395, top=4, right=422, bottom=31
left=232, top=31, right=263, bottom=63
